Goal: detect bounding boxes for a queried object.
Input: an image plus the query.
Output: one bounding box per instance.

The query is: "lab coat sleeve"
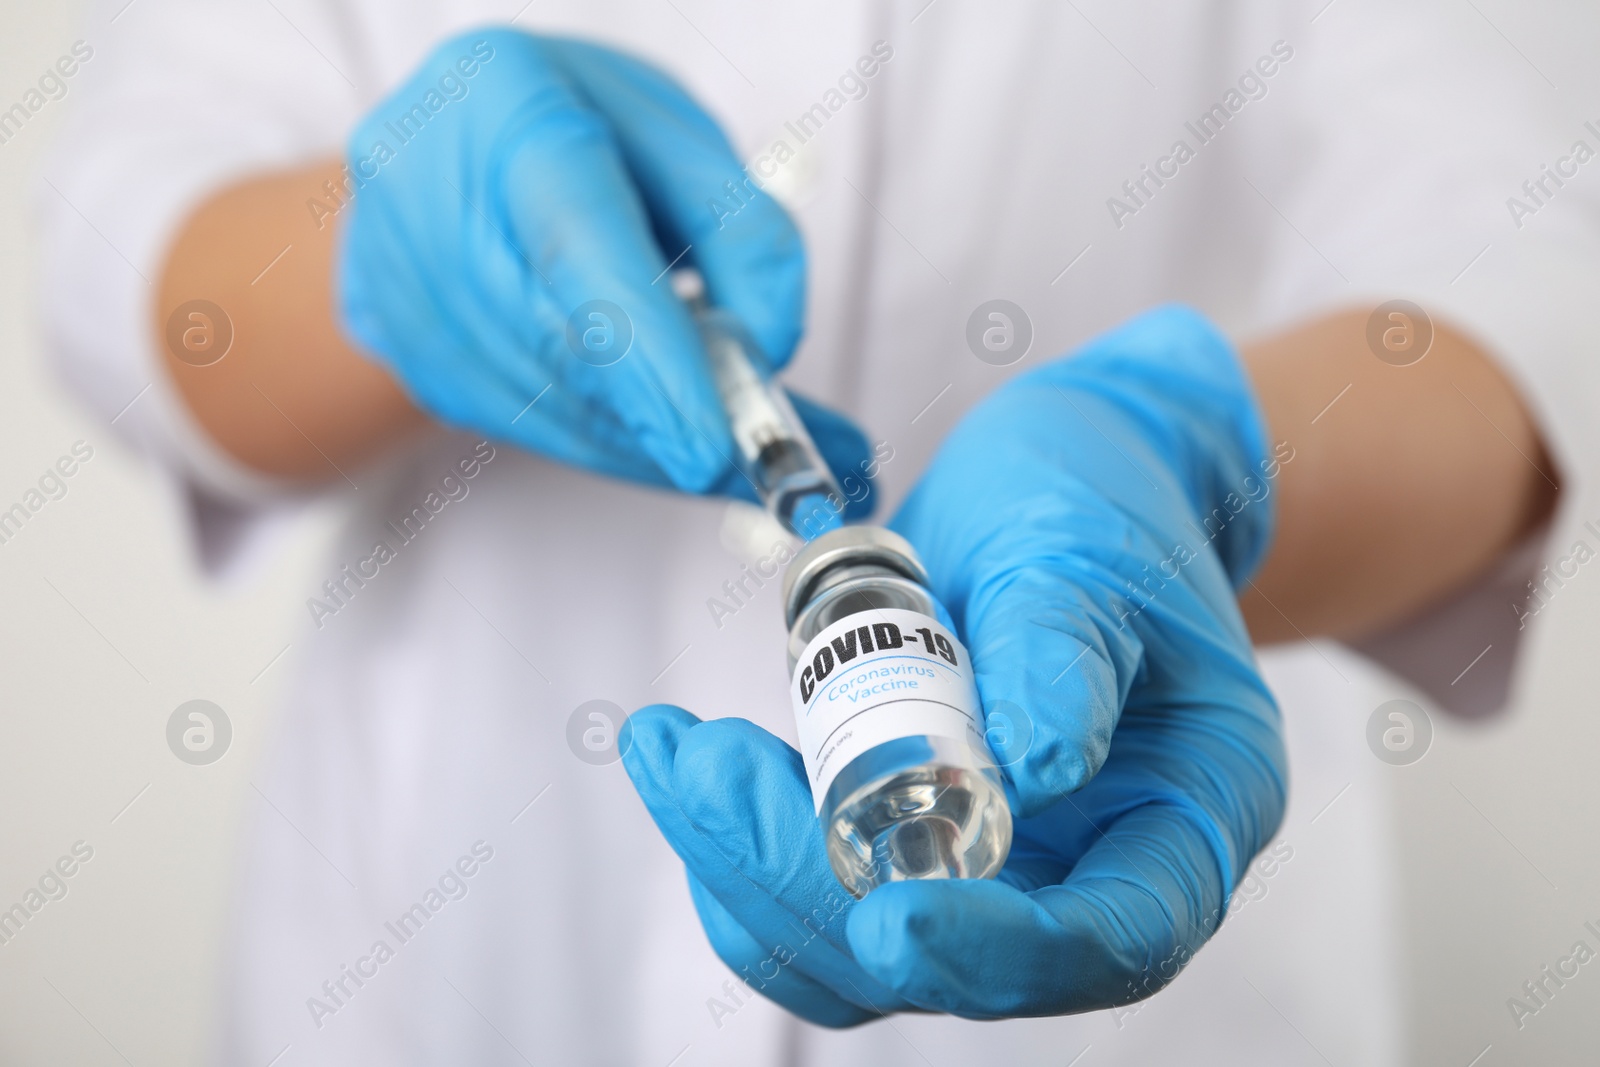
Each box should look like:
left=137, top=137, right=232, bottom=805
left=37, top=0, right=370, bottom=576
left=1240, top=3, right=1600, bottom=715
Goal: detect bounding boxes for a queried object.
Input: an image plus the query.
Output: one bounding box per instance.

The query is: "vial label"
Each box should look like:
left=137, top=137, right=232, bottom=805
left=791, top=607, right=986, bottom=813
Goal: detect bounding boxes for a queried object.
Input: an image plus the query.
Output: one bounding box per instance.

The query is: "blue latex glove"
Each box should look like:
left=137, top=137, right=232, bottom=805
left=623, top=306, right=1289, bottom=1021
left=338, top=29, right=871, bottom=508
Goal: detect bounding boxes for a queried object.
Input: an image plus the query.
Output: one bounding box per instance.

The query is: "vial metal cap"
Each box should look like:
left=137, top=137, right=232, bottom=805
left=783, top=525, right=931, bottom=628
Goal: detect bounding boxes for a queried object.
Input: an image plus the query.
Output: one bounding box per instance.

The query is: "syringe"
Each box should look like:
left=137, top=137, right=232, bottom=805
left=675, top=271, right=845, bottom=540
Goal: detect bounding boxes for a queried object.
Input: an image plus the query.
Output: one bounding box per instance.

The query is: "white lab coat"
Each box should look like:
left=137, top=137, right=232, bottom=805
left=39, top=1, right=1600, bottom=1064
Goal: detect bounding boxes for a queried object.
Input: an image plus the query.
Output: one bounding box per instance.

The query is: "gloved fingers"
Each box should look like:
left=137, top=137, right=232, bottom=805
left=477, top=50, right=731, bottom=493
left=337, top=185, right=516, bottom=395
left=619, top=703, right=708, bottom=836
left=620, top=706, right=910, bottom=1013
left=339, top=196, right=563, bottom=437
left=342, top=37, right=733, bottom=492
left=667, top=718, right=914, bottom=1012
left=620, top=706, right=834, bottom=925
left=341, top=257, right=677, bottom=487
left=665, top=716, right=841, bottom=914
left=959, top=562, right=1140, bottom=819
left=550, top=40, right=806, bottom=369
left=889, top=462, right=1151, bottom=818
left=684, top=873, right=881, bottom=1029
left=787, top=391, right=877, bottom=522
left=498, top=381, right=687, bottom=486
left=846, top=800, right=1227, bottom=1019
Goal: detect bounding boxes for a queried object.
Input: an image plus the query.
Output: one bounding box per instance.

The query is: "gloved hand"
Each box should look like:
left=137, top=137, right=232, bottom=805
left=623, top=306, right=1289, bottom=1021
left=339, top=29, right=871, bottom=508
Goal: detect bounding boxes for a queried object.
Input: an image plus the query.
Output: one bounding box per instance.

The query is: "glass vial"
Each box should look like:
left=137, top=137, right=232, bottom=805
left=782, top=526, right=1012, bottom=898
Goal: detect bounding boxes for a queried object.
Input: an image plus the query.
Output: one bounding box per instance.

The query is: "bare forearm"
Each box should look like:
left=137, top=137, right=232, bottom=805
left=156, top=159, right=424, bottom=481
left=1240, top=309, right=1558, bottom=642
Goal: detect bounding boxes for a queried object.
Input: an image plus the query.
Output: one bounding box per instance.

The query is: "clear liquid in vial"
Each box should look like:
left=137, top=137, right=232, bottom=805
left=786, top=539, right=1011, bottom=898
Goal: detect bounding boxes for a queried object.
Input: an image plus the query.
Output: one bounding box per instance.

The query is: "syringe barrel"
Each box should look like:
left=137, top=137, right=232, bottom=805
left=686, top=295, right=846, bottom=540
